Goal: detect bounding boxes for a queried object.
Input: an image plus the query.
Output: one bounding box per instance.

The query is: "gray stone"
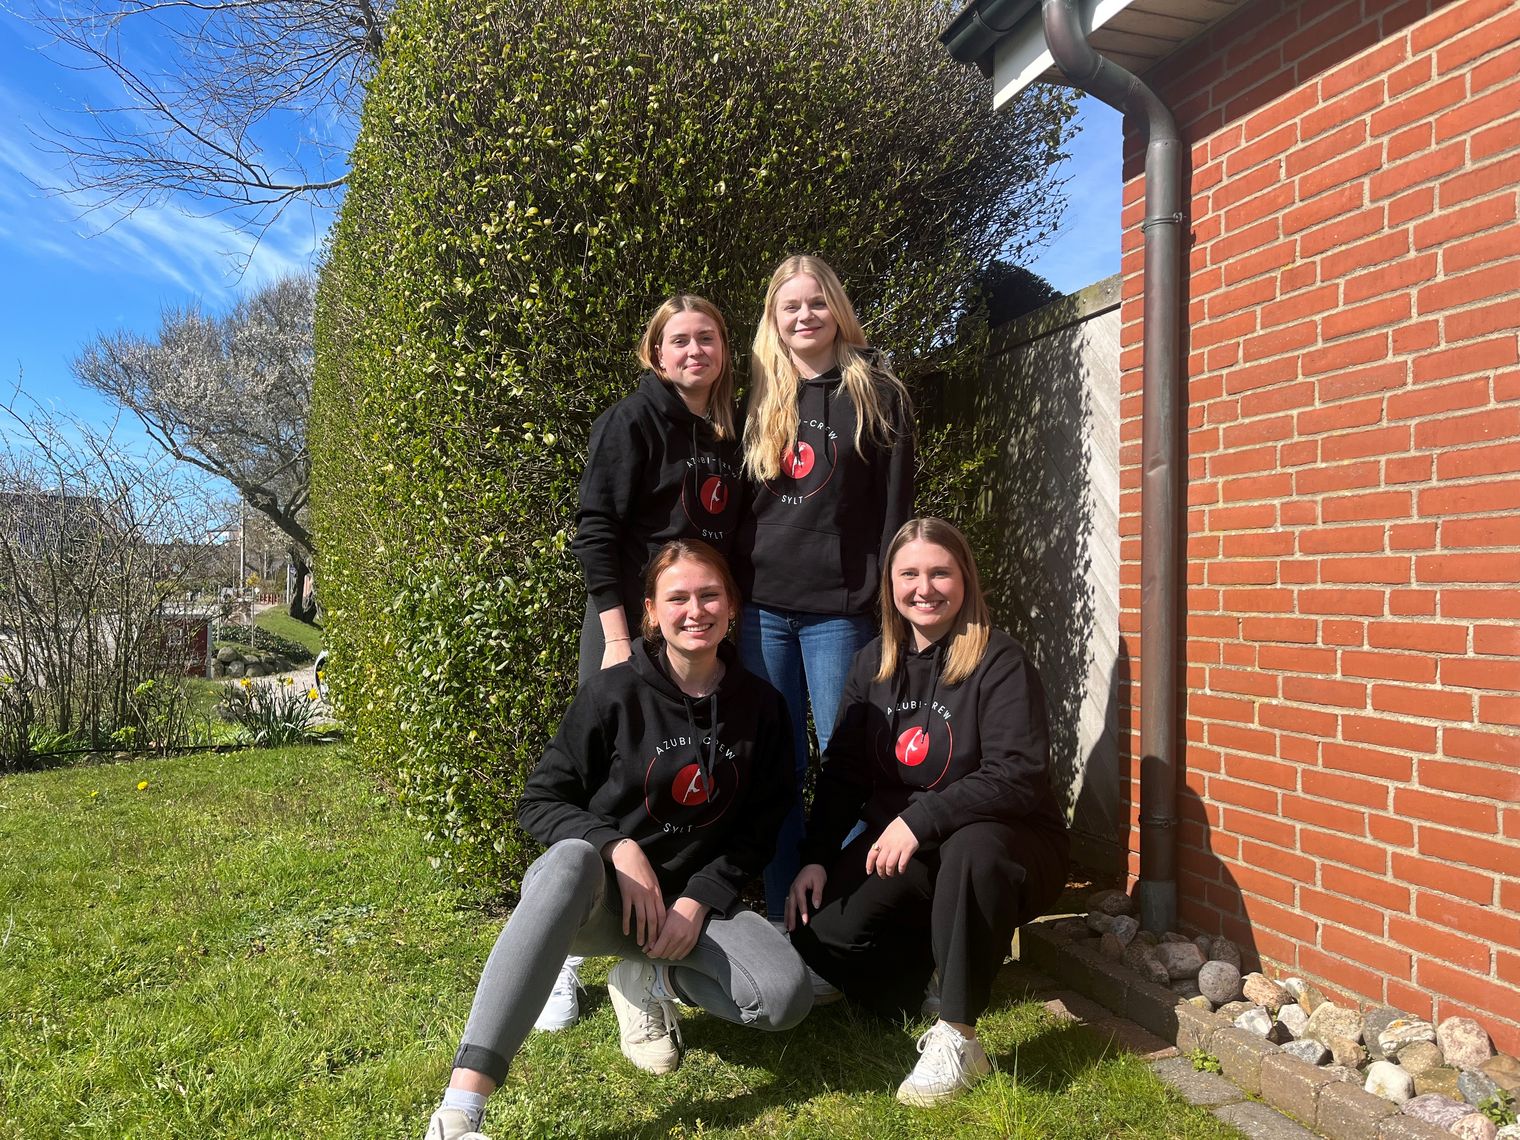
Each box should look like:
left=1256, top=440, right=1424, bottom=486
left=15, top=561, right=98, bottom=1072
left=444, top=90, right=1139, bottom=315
left=1365, top=1007, right=1416, bottom=1063
left=1308, top=1003, right=1366, bottom=1048
left=216, top=645, right=239, bottom=663
left=225, top=660, right=245, bottom=677
left=1199, top=960, right=1242, bottom=1005
left=1483, top=1054, right=1520, bottom=1094
left=1193, top=933, right=1212, bottom=955
left=1379, top=1018, right=1437, bottom=1057
left=1329, top=1034, right=1368, bottom=1069
left=1099, top=932, right=1124, bottom=960
left=1400, top=1041, right=1446, bottom=1076
left=1171, top=978, right=1202, bottom=998
left=1208, top=935, right=1242, bottom=968
left=1137, top=929, right=1159, bottom=946
left=1496, top=1125, right=1520, bottom=1140
left=1160, top=930, right=1192, bottom=944
left=1283, top=976, right=1327, bottom=1014
left=1281, top=1038, right=1330, bottom=1065
left=1087, top=888, right=1135, bottom=916
left=1236, top=1007, right=1275, bottom=1037
left=1109, top=914, right=1139, bottom=945
left=1366, top=1060, right=1416, bottom=1103
left=1085, top=910, right=1115, bottom=934
left=1452, top=1114, right=1499, bottom=1140
left=1277, top=1002, right=1310, bottom=1040
left=1414, top=1066, right=1462, bottom=1100
left=1324, top=1064, right=1362, bottom=1084
left=1143, top=957, right=1171, bottom=986
left=1243, top=972, right=1291, bottom=1012
left=1156, top=941, right=1206, bottom=980
left=1459, top=1069, right=1500, bottom=1107
left=1052, top=918, right=1091, bottom=941
left=1122, top=939, right=1155, bottom=972
left=1401, top=1093, right=1469, bottom=1129
left=1185, top=993, right=1215, bottom=1012
left=1438, top=1018, right=1495, bottom=1071
left=1219, top=1000, right=1257, bottom=1020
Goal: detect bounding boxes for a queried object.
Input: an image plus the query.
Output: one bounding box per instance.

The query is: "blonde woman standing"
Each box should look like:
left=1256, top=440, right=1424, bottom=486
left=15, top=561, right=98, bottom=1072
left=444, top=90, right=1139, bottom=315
left=738, top=255, right=914, bottom=923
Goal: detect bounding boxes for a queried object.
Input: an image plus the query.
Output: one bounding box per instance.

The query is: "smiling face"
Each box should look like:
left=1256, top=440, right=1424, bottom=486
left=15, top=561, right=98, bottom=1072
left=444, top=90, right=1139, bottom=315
left=645, top=555, right=735, bottom=659
left=772, top=273, right=839, bottom=375
left=654, top=310, right=723, bottom=413
left=891, top=539, right=966, bottom=650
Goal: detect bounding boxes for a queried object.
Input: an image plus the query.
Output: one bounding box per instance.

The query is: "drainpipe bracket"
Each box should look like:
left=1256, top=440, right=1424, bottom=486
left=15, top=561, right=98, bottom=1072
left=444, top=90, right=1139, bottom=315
left=1139, top=212, right=1185, bottom=232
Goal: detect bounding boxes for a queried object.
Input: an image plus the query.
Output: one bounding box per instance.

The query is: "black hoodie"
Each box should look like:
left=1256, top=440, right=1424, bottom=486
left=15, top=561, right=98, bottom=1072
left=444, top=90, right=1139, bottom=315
left=517, top=638, right=794, bottom=916
left=799, top=629, right=1067, bottom=866
left=573, top=372, right=744, bottom=615
left=738, top=369, right=913, bottom=616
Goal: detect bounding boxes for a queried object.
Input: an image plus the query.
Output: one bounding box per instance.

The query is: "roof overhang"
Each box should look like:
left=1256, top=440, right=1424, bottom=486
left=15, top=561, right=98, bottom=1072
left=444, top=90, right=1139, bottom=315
left=941, top=0, right=1251, bottom=110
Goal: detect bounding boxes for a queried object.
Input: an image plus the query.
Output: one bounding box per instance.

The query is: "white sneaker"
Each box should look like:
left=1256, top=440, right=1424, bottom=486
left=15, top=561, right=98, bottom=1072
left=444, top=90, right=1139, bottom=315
left=896, top=1021, right=993, bottom=1106
left=533, top=955, right=585, bottom=1031
left=607, top=960, right=682, bottom=1074
left=424, top=1107, right=491, bottom=1140
left=806, top=964, right=844, bottom=1005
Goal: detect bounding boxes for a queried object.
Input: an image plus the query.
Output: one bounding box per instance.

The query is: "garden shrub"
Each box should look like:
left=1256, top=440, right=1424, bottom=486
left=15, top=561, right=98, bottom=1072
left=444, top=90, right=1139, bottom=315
left=313, top=0, right=1075, bottom=885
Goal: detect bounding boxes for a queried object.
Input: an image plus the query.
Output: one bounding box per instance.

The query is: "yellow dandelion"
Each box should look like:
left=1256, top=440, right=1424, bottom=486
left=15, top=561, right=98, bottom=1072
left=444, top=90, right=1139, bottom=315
left=136, top=780, right=149, bottom=791
left=89, top=789, right=99, bottom=798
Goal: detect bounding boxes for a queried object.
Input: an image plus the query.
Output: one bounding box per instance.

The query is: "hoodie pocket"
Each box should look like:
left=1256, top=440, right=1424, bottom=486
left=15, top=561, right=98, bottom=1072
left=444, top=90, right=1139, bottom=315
left=749, top=522, right=845, bottom=608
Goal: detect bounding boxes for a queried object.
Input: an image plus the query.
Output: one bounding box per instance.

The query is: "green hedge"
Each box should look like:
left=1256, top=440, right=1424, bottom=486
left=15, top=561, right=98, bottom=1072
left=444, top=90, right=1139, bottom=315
left=313, top=0, right=1075, bottom=885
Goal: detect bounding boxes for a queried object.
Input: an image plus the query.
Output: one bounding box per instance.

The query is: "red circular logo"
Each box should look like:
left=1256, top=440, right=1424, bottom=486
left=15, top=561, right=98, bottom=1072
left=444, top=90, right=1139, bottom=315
left=700, top=476, right=729, bottom=515
left=671, top=762, right=713, bottom=805
left=780, top=442, right=815, bottom=479
left=896, top=726, right=930, bottom=767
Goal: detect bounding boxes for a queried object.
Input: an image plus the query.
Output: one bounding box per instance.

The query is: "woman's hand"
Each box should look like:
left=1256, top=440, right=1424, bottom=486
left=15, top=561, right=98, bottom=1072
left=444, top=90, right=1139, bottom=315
left=645, top=896, right=709, bottom=961
left=786, top=864, right=828, bottom=930
left=601, top=637, right=633, bottom=670
left=607, top=838, right=665, bottom=948
left=866, top=817, right=919, bottom=878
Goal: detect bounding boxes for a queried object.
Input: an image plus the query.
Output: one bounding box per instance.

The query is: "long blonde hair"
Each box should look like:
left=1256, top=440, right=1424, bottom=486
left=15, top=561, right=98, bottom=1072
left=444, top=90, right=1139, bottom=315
left=636, top=294, right=737, bottom=440
left=743, top=255, right=911, bottom=481
left=875, top=518, right=991, bottom=686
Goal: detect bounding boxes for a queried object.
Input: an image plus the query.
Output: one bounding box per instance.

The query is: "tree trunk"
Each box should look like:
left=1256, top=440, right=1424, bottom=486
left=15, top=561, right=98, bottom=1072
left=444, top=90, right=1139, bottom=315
left=287, top=550, right=318, bottom=624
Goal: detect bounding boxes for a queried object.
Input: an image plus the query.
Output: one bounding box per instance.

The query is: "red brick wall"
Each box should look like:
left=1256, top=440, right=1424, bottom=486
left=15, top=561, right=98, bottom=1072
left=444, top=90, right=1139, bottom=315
left=1118, top=0, right=1520, bottom=1053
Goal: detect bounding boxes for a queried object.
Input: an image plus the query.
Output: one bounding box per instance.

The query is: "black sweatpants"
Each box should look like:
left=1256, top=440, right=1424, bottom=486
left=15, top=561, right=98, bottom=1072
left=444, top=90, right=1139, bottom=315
left=791, top=819, right=1068, bottom=1025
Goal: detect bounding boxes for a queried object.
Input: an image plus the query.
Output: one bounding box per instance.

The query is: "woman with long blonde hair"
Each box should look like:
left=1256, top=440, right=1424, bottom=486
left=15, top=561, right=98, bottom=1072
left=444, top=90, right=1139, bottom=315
left=786, top=518, right=1069, bottom=1107
left=737, top=254, right=914, bottom=923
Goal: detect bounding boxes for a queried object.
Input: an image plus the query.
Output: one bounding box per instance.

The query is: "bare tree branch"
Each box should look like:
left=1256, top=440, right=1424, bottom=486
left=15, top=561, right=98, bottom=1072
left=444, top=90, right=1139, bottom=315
left=19, top=0, right=388, bottom=225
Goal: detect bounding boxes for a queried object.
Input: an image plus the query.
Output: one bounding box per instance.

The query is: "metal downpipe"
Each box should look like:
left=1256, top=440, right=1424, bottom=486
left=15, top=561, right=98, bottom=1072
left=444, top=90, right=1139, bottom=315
left=1041, top=0, right=1184, bottom=934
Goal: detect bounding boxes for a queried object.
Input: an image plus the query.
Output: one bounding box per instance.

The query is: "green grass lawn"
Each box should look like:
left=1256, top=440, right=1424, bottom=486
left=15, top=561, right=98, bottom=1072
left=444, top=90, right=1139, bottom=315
left=251, top=607, right=324, bottom=658
left=0, top=748, right=1242, bottom=1139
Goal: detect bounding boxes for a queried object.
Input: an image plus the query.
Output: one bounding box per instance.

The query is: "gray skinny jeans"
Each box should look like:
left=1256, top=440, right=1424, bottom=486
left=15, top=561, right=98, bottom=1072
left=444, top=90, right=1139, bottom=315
left=454, top=838, right=813, bottom=1082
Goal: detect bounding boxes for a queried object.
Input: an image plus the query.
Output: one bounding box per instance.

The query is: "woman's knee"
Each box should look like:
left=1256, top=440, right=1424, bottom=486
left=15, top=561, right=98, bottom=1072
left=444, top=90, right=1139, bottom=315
left=522, top=838, right=604, bottom=901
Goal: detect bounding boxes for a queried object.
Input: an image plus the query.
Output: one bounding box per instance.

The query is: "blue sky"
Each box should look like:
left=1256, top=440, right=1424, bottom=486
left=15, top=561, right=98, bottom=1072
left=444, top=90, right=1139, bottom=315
left=1, top=9, right=1120, bottom=433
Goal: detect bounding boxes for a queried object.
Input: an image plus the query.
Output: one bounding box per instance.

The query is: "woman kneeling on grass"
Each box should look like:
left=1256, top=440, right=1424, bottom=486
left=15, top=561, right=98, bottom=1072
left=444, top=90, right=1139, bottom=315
left=786, top=518, right=1069, bottom=1107
left=425, top=540, right=810, bottom=1140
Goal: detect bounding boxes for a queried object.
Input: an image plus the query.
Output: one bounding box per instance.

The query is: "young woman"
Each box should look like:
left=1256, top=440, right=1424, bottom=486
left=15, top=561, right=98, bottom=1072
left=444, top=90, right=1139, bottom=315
left=786, top=518, right=1069, bottom=1108
left=574, top=294, right=743, bottom=681
left=551, top=295, right=743, bottom=1031
left=424, top=541, right=809, bottom=1140
left=738, top=255, right=914, bottom=922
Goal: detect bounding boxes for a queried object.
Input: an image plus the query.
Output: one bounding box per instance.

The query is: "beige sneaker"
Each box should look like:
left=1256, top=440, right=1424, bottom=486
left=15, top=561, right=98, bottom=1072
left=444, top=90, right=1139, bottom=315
left=424, top=1107, right=491, bottom=1140
left=607, top=959, right=682, bottom=1074
left=895, top=1021, right=993, bottom=1106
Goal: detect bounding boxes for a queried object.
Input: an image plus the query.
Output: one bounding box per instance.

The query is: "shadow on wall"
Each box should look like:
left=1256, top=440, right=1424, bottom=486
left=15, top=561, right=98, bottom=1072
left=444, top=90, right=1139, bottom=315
left=940, top=277, right=1123, bottom=872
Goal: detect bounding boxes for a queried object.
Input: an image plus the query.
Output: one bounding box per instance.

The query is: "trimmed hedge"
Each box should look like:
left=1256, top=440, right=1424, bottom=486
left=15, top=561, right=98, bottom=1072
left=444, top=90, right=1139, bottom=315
left=313, top=0, right=1075, bottom=884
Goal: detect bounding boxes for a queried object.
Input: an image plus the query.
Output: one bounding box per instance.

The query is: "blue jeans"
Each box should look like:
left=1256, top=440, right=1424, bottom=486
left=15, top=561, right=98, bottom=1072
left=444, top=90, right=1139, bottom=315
left=739, top=605, right=875, bottom=919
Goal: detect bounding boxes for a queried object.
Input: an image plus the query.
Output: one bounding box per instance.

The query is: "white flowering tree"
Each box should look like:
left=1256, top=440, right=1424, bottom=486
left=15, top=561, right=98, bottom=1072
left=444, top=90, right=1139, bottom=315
left=73, top=273, right=317, bottom=621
